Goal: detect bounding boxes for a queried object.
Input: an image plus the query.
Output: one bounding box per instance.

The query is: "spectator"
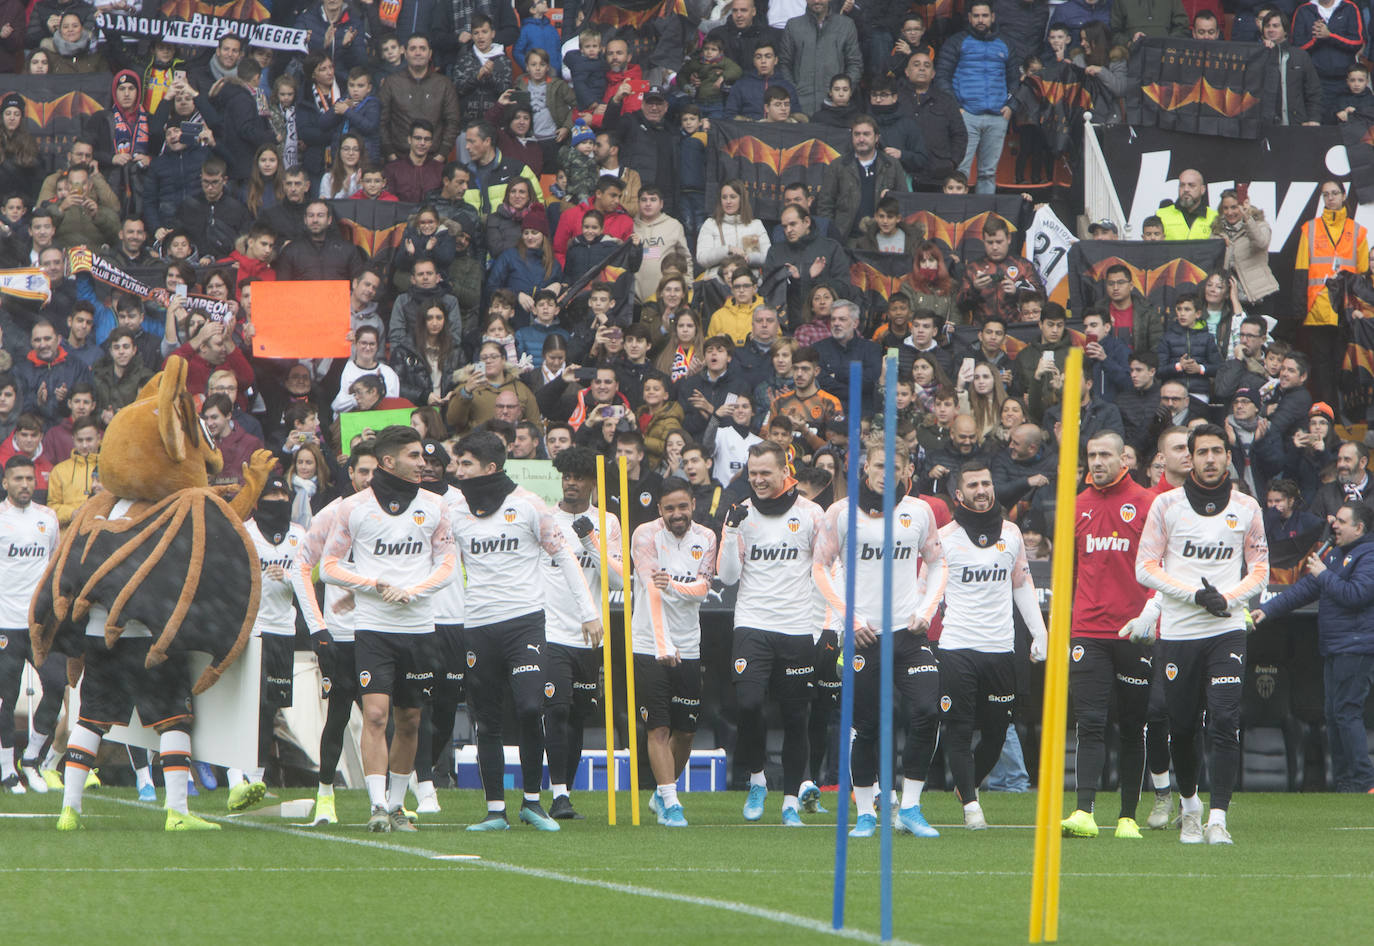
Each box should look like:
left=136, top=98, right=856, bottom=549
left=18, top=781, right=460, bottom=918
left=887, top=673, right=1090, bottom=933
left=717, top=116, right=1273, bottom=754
left=696, top=180, right=770, bottom=277
left=388, top=257, right=463, bottom=353
left=332, top=326, right=401, bottom=414
left=724, top=43, right=800, bottom=120
left=452, top=15, right=513, bottom=127
left=1263, top=477, right=1324, bottom=578
left=176, top=156, right=253, bottom=262
left=994, top=0, right=1050, bottom=70
left=0, top=413, right=52, bottom=495
left=957, top=217, right=1042, bottom=323
left=462, top=120, right=544, bottom=217
left=1213, top=188, right=1279, bottom=314
left=206, top=60, right=276, bottom=183
left=990, top=421, right=1056, bottom=514
left=1310, top=440, right=1374, bottom=522
left=144, top=122, right=209, bottom=238
left=201, top=392, right=263, bottom=486
left=45, top=416, right=99, bottom=525
left=1110, top=0, right=1188, bottom=47
left=632, top=188, right=689, bottom=303
left=1294, top=179, right=1366, bottom=405
left=391, top=302, right=464, bottom=408
left=1081, top=307, right=1130, bottom=400
left=1260, top=12, right=1323, bottom=126
left=897, top=51, right=968, bottom=191
left=171, top=319, right=253, bottom=402
left=1046, top=0, right=1112, bottom=37
left=1215, top=314, right=1269, bottom=403
left=816, top=113, right=911, bottom=242
left=810, top=74, right=862, bottom=127
left=553, top=176, right=632, bottom=263
left=779, top=0, right=863, bottom=115
left=708, top=0, right=784, bottom=73
left=512, top=50, right=576, bottom=168
left=15, top=320, right=92, bottom=424
left=866, top=79, right=930, bottom=181
left=92, top=328, right=154, bottom=422
left=603, top=86, right=680, bottom=216
left=592, top=130, right=641, bottom=212
left=275, top=200, right=363, bottom=280
left=764, top=203, right=851, bottom=323
left=935, top=1, right=1015, bottom=194
left=813, top=299, right=881, bottom=409
left=256, top=165, right=310, bottom=242
left=488, top=215, right=565, bottom=309
left=1118, top=352, right=1161, bottom=456
left=384, top=119, right=444, bottom=203
left=1157, top=293, right=1221, bottom=403
left=1291, top=0, right=1365, bottom=121
left=40, top=12, right=105, bottom=74
left=564, top=29, right=608, bottom=111
left=1043, top=374, right=1125, bottom=445
left=1158, top=168, right=1216, bottom=239
left=677, top=335, right=748, bottom=439
left=1011, top=303, right=1071, bottom=421
left=380, top=35, right=461, bottom=161
left=514, top=0, right=561, bottom=73
left=1098, top=262, right=1166, bottom=356
left=1265, top=351, right=1315, bottom=443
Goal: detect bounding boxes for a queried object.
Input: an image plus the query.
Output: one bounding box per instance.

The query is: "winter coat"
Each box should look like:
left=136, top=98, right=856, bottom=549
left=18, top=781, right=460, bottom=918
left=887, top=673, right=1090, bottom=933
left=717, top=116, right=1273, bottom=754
left=514, top=16, right=563, bottom=72
left=379, top=67, right=462, bottom=159
left=1046, top=0, right=1111, bottom=36
left=143, top=143, right=208, bottom=231
left=334, top=94, right=383, bottom=163
left=1292, top=0, right=1364, bottom=79
left=390, top=341, right=464, bottom=405
left=46, top=449, right=98, bottom=525
left=518, top=74, right=576, bottom=133
left=276, top=231, right=363, bottom=281
left=816, top=151, right=911, bottom=241
left=207, top=83, right=275, bottom=181
left=91, top=354, right=154, bottom=413
left=706, top=19, right=784, bottom=75
left=388, top=288, right=463, bottom=354
left=1263, top=534, right=1374, bottom=657
left=1212, top=206, right=1280, bottom=305
left=444, top=363, right=541, bottom=434
left=1110, top=0, right=1189, bottom=48
left=176, top=191, right=254, bottom=260
left=488, top=246, right=564, bottom=297
left=15, top=346, right=93, bottom=424
left=452, top=47, right=513, bottom=124
left=695, top=214, right=771, bottom=274
left=564, top=234, right=643, bottom=291
left=870, top=104, right=929, bottom=178
left=676, top=366, right=749, bottom=439
left=779, top=11, right=863, bottom=114
left=935, top=27, right=1015, bottom=115
left=564, top=49, right=608, bottom=109
left=680, top=52, right=744, bottom=105
left=994, top=0, right=1050, bottom=68
left=604, top=100, right=680, bottom=214
left=638, top=400, right=685, bottom=467
left=295, top=2, right=369, bottom=72
left=1157, top=319, right=1222, bottom=400
left=901, top=85, right=967, bottom=186
left=484, top=202, right=541, bottom=263
left=724, top=71, right=801, bottom=120
left=392, top=221, right=457, bottom=274
left=1272, top=42, right=1324, bottom=126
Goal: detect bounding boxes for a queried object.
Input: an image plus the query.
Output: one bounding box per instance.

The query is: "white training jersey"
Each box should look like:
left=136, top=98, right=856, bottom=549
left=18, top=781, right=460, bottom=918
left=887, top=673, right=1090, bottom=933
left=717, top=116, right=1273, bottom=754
left=938, top=518, right=1045, bottom=652
left=0, top=498, right=58, bottom=629
left=717, top=493, right=836, bottom=636
left=546, top=505, right=621, bottom=648
left=453, top=485, right=596, bottom=628
left=631, top=518, right=716, bottom=658
left=1136, top=486, right=1268, bottom=641
left=297, top=497, right=359, bottom=642
left=817, top=496, right=948, bottom=635
left=247, top=519, right=323, bottom=637
left=321, top=487, right=456, bottom=634
left=431, top=485, right=470, bottom=625
left=713, top=427, right=762, bottom=486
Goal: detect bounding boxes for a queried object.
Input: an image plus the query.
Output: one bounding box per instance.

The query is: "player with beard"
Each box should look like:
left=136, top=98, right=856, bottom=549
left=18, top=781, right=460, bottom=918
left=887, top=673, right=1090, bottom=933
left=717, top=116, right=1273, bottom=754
left=1061, top=431, right=1156, bottom=841
left=322, top=426, right=456, bottom=833
left=632, top=478, right=716, bottom=827
left=543, top=447, right=617, bottom=821
left=936, top=461, right=1046, bottom=830
left=452, top=432, right=600, bottom=832
left=1135, top=424, right=1268, bottom=845
left=226, top=476, right=328, bottom=811
left=411, top=440, right=469, bottom=815
left=816, top=443, right=947, bottom=839
left=299, top=445, right=377, bottom=827
left=717, top=441, right=837, bottom=826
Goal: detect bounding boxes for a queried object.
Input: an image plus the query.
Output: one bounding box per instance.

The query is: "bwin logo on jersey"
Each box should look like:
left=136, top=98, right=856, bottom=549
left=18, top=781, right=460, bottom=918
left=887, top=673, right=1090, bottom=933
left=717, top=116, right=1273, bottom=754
left=1120, top=503, right=1136, bottom=523
left=359, top=670, right=372, bottom=687
left=1071, top=645, right=1084, bottom=662
left=1086, top=534, right=1131, bottom=553
left=1181, top=539, right=1234, bottom=561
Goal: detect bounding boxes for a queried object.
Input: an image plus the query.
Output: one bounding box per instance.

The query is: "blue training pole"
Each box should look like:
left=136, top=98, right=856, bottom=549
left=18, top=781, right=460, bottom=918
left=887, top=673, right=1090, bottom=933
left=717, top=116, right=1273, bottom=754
left=832, top=361, right=864, bottom=931
left=879, top=353, right=897, bottom=943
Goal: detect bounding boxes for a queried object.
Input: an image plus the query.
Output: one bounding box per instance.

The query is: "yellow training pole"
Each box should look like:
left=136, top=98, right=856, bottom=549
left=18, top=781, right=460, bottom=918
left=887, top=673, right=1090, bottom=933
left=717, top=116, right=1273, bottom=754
left=596, top=462, right=616, bottom=826
left=1030, top=347, right=1083, bottom=944
left=619, top=456, right=642, bottom=826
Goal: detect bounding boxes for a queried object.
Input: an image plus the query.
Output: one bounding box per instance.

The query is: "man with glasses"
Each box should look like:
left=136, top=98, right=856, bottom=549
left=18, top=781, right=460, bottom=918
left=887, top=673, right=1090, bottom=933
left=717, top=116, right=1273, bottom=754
left=1215, top=315, right=1269, bottom=402
left=1157, top=380, right=1203, bottom=429
left=176, top=156, right=252, bottom=262
left=385, top=120, right=445, bottom=203
left=332, top=326, right=401, bottom=414
left=1102, top=263, right=1165, bottom=356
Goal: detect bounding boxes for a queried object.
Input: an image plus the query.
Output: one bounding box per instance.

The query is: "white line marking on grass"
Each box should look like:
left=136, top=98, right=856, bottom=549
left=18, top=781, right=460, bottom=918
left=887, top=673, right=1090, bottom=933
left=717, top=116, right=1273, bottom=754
left=91, top=796, right=921, bottom=945
left=0, top=866, right=447, bottom=874
left=562, top=866, right=1374, bottom=881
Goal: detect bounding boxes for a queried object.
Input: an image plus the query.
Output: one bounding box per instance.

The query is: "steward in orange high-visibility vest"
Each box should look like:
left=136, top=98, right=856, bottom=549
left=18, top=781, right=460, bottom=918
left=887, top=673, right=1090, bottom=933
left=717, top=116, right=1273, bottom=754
left=1295, top=204, right=1369, bottom=327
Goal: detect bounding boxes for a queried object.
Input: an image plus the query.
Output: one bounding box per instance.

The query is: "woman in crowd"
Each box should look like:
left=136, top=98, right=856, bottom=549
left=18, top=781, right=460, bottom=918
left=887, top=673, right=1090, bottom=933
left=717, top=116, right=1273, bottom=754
left=485, top=180, right=544, bottom=262
left=391, top=303, right=464, bottom=408
left=910, top=241, right=958, bottom=324
left=0, top=93, right=41, bottom=201
left=986, top=395, right=1029, bottom=450
left=393, top=206, right=457, bottom=280
left=488, top=215, right=564, bottom=310
left=1212, top=188, right=1279, bottom=315
left=445, top=340, right=541, bottom=435
left=1075, top=22, right=1128, bottom=125
left=319, top=133, right=364, bottom=198
left=245, top=144, right=284, bottom=216
left=654, top=310, right=705, bottom=386
left=639, top=273, right=694, bottom=357
left=957, top=360, right=1008, bottom=439
left=910, top=351, right=952, bottom=413
left=695, top=180, right=769, bottom=277
left=285, top=440, right=333, bottom=527
left=793, top=282, right=839, bottom=348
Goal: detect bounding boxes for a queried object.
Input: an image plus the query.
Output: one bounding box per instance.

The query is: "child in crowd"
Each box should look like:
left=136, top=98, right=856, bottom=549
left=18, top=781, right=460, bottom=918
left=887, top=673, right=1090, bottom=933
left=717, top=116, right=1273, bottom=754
left=678, top=105, right=708, bottom=237
left=558, top=120, right=599, bottom=205
left=565, top=29, right=608, bottom=110
left=1336, top=64, right=1374, bottom=123
left=514, top=0, right=563, bottom=73
left=679, top=36, right=740, bottom=116
left=336, top=67, right=382, bottom=162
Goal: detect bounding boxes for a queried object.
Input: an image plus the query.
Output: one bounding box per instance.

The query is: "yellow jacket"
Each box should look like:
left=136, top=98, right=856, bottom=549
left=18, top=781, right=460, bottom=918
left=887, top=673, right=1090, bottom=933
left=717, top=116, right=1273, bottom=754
left=1158, top=203, right=1218, bottom=241
left=1295, top=207, right=1369, bottom=327
left=48, top=451, right=99, bottom=525
left=708, top=295, right=762, bottom=345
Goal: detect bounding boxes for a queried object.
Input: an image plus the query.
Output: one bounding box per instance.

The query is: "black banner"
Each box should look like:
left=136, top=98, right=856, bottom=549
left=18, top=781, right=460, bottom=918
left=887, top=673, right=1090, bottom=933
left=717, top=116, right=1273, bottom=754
left=329, top=199, right=418, bottom=257
left=849, top=250, right=915, bottom=321
left=887, top=192, right=1025, bottom=261
left=706, top=120, right=850, bottom=222
left=1067, top=239, right=1226, bottom=318
left=1012, top=59, right=1090, bottom=155
left=1126, top=38, right=1277, bottom=138
left=7, top=74, right=111, bottom=175
left=1342, top=121, right=1374, bottom=205
left=1334, top=275, right=1374, bottom=421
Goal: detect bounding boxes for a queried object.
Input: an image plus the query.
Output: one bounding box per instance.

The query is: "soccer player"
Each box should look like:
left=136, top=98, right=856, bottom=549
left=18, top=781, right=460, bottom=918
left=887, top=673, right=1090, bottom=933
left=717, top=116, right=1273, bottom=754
left=1135, top=423, right=1268, bottom=845
left=0, top=457, right=60, bottom=794
left=717, top=441, right=836, bottom=826
left=631, top=477, right=716, bottom=827
left=298, top=444, right=378, bottom=827
left=543, top=447, right=618, bottom=821
left=937, top=461, right=1047, bottom=830
left=322, top=426, right=456, bottom=833
left=1061, top=431, right=1156, bottom=841
left=225, top=476, right=328, bottom=811
left=451, top=431, right=600, bottom=832
left=412, top=439, right=468, bottom=814
left=816, top=442, right=946, bottom=839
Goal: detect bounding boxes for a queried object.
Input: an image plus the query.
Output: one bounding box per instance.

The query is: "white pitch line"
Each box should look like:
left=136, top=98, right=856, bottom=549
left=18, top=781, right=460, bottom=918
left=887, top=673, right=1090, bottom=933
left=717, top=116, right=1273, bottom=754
left=0, top=866, right=447, bottom=874
left=561, top=866, right=1374, bottom=881
left=90, top=797, right=921, bottom=946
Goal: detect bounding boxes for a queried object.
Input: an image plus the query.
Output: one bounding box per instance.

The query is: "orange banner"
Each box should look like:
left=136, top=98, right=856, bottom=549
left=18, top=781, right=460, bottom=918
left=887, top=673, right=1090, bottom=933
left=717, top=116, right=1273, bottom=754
left=251, top=280, right=352, bottom=359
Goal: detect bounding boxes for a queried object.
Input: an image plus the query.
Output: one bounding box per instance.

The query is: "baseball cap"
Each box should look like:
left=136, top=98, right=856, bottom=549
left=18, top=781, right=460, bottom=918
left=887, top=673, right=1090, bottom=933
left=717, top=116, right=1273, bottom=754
left=1088, top=220, right=1119, bottom=235
left=643, top=85, right=668, bottom=102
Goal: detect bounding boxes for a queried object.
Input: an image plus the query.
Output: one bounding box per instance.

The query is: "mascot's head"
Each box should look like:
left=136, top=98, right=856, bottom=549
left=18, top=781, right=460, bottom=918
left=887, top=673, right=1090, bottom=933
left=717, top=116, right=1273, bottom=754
left=99, top=356, right=223, bottom=502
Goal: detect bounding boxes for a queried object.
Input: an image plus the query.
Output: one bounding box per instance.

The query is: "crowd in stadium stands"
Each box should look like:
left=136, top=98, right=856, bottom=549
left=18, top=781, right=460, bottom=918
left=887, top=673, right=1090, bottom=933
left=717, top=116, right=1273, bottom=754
left=0, top=0, right=1369, bottom=575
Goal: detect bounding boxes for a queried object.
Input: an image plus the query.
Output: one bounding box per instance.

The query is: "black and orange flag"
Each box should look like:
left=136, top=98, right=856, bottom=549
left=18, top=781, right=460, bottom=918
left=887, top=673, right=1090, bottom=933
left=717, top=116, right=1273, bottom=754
left=330, top=199, right=417, bottom=257
left=1340, top=289, right=1374, bottom=423
left=1126, top=38, right=1277, bottom=139
left=1012, top=60, right=1090, bottom=155
left=849, top=250, right=914, bottom=324
left=887, top=192, right=1026, bottom=261
left=8, top=74, right=110, bottom=172
left=1342, top=121, right=1374, bottom=200
left=707, top=120, right=851, bottom=221
left=1066, top=239, right=1225, bottom=318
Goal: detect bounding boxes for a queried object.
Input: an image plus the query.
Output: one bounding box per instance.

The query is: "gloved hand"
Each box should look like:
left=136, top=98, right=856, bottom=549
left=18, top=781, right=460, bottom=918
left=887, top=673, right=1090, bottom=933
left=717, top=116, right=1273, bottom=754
left=1029, top=634, right=1047, bottom=663
left=1118, top=613, right=1158, bottom=643
left=724, top=504, right=749, bottom=528
left=1194, top=577, right=1229, bottom=617
left=572, top=515, right=594, bottom=539
left=310, top=629, right=334, bottom=654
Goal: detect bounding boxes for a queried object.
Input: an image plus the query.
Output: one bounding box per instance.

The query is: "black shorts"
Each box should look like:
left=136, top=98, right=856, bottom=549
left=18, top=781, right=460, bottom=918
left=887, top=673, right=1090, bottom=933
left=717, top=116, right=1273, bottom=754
left=354, top=629, right=439, bottom=709
left=852, top=630, right=941, bottom=735
left=634, top=654, right=702, bottom=732
left=1159, top=631, right=1247, bottom=734
left=319, top=641, right=359, bottom=705
left=465, top=612, right=547, bottom=726
left=813, top=629, right=841, bottom=700
left=732, top=627, right=816, bottom=706
left=544, top=641, right=600, bottom=712
left=433, top=623, right=467, bottom=702
left=78, top=635, right=192, bottom=731
left=937, top=647, right=1017, bottom=729
left=1068, top=635, right=1152, bottom=729
left=260, top=634, right=295, bottom=708
left=0, top=627, right=32, bottom=706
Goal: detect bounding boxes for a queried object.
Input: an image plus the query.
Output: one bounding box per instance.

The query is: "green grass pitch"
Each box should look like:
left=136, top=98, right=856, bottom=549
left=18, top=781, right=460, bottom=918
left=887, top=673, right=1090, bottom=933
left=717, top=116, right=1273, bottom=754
left=3, top=788, right=1373, bottom=945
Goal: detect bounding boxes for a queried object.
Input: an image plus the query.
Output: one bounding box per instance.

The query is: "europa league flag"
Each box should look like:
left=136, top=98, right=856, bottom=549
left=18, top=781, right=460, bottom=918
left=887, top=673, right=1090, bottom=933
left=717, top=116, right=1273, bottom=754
left=329, top=199, right=418, bottom=256
left=8, top=74, right=111, bottom=173
left=849, top=251, right=915, bottom=321
left=887, top=192, right=1025, bottom=260
left=1342, top=121, right=1374, bottom=201
left=1127, top=38, right=1276, bottom=139
left=586, top=0, right=685, bottom=29
left=706, top=120, right=850, bottom=221
left=1012, top=60, right=1090, bottom=154
left=1067, top=239, right=1226, bottom=317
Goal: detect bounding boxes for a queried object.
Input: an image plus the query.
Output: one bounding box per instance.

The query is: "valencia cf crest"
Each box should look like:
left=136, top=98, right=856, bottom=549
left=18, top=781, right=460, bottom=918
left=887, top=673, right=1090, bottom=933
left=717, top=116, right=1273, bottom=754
left=690, top=544, right=704, bottom=561
left=359, top=670, right=372, bottom=687
left=36, top=522, right=46, bottom=533
left=271, top=532, right=285, bottom=544
left=1224, top=513, right=1239, bottom=529
left=639, top=491, right=652, bottom=507
left=734, top=657, right=748, bottom=674
left=1165, top=662, right=1178, bottom=681
left=321, top=677, right=332, bottom=696
left=466, top=651, right=477, bottom=668
left=1204, top=502, right=1216, bottom=514
left=1071, top=645, right=1084, bottom=662
left=1119, top=503, right=1136, bottom=523
left=899, top=513, right=912, bottom=528
left=288, top=535, right=298, bottom=546
left=0, top=634, right=7, bottom=650
left=388, top=501, right=401, bottom=514
left=503, top=507, right=517, bottom=523
left=640, top=706, right=649, bottom=721
left=978, top=535, right=987, bottom=546
left=544, top=683, right=555, bottom=699
left=939, top=695, right=952, bottom=713
left=413, top=510, right=427, bottom=526
left=996, top=539, right=1007, bottom=552
left=853, top=655, right=866, bottom=672
left=786, top=516, right=800, bottom=533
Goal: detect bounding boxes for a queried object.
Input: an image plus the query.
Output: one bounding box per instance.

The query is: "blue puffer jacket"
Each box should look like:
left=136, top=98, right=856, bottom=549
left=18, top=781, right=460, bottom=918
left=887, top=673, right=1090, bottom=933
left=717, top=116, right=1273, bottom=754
left=487, top=246, right=564, bottom=298
left=935, top=28, right=1014, bottom=115
left=1292, top=0, right=1364, bottom=80
left=1262, top=534, right=1374, bottom=657
left=1156, top=320, right=1221, bottom=399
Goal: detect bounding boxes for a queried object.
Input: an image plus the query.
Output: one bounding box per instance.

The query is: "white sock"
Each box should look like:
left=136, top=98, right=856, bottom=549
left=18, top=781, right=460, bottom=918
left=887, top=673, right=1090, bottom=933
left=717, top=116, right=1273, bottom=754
left=657, top=784, right=679, bottom=808
left=134, top=767, right=154, bottom=790
left=42, top=747, right=60, bottom=770
left=854, top=784, right=876, bottom=818
left=1151, top=772, right=1171, bottom=791
left=487, top=799, right=506, bottom=813
left=748, top=771, right=766, bottom=789
left=416, top=779, right=436, bottom=799
left=901, top=779, right=925, bottom=809
left=1208, top=808, right=1227, bottom=828
left=227, top=767, right=246, bottom=786
left=317, top=783, right=334, bottom=798
left=364, top=774, right=387, bottom=808
left=21, top=739, right=43, bottom=765
left=62, top=726, right=101, bottom=813
left=159, top=730, right=192, bottom=814
left=523, top=791, right=540, bottom=804
left=1180, top=793, right=1202, bottom=816
left=782, top=793, right=798, bottom=811
left=249, top=767, right=265, bottom=784
left=0, top=745, right=14, bottom=778
left=551, top=782, right=569, bottom=800
left=387, top=771, right=410, bottom=811
left=964, top=800, right=982, bottom=814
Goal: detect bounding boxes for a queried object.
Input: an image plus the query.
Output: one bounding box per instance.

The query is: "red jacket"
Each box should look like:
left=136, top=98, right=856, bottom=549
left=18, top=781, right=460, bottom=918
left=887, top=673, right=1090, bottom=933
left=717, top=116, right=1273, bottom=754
left=170, top=343, right=254, bottom=409
left=552, top=198, right=634, bottom=264
left=350, top=189, right=399, bottom=201
left=383, top=156, right=444, bottom=204
left=1072, top=471, right=1156, bottom=636
left=219, top=251, right=277, bottom=293
left=0, top=434, right=53, bottom=492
